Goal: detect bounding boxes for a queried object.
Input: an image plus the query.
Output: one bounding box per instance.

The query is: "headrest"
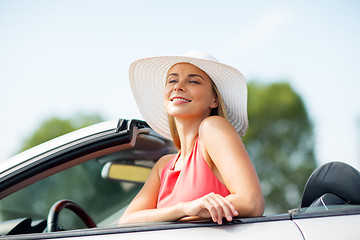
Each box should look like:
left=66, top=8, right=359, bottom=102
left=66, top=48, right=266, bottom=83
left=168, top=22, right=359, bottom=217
left=301, top=161, right=360, bottom=208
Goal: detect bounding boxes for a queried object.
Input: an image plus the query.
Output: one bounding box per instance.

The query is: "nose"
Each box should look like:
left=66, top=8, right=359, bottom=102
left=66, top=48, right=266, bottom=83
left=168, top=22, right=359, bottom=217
left=174, top=81, right=185, bottom=91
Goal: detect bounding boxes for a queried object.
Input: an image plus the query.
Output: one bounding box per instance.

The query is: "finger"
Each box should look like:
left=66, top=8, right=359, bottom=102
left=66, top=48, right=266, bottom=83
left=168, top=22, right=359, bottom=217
left=209, top=194, right=240, bottom=222
left=201, top=197, right=219, bottom=223
left=201, top=193, right=225, bottom=224
left=206, top=196, right=227, bottom=224
left=218, top=196, right=239, bottom=217
left=205, top=193, right=234, bottom=224
left=210, top=195, right=234, bottom=222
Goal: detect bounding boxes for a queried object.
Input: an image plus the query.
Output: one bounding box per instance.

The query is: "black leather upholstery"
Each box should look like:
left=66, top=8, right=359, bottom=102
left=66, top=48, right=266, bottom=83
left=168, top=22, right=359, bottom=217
left=301, top=161, right=360, bottom=208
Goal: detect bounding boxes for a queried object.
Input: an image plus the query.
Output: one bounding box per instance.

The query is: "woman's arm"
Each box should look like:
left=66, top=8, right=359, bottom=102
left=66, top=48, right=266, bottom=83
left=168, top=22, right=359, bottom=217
left=119, top=115, right=263, bottom=225
left=118, top=154, right=184, bottom=224
left=199, top=116, right=265, bottom=217
left=119, top=151, right=239, bottom=225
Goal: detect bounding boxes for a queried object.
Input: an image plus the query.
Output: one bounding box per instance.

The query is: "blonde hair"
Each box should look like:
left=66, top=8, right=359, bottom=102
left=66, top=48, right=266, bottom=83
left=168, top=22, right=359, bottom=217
left=168, top=80, right=228, bottom=149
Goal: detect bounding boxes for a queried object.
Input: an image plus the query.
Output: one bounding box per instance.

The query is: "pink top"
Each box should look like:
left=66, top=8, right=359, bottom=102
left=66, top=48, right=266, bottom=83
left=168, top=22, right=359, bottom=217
left=157, top=138, right=231, bottom=208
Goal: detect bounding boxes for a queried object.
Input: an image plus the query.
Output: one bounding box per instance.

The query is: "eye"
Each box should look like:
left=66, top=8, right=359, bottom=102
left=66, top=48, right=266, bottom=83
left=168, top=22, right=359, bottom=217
left=187, top=74, right=204, bottom=84
left=168, top=79, right=177, bottom=84
left=189, top=80, right=200, bottom=84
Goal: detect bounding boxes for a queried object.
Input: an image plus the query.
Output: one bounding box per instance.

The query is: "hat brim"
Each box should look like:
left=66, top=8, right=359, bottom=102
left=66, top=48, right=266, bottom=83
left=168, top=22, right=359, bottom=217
left=129, top=55, right=248, bottom=140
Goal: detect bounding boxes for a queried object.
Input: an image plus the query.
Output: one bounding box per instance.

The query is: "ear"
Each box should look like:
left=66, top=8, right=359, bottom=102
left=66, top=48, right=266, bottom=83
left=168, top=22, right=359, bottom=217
left=210, top=96, right=219, bottom=109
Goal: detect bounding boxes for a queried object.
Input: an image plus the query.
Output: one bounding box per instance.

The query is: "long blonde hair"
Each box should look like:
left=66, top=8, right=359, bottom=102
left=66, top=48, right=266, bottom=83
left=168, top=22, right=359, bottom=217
left=168, top=81, right=228, bottom=149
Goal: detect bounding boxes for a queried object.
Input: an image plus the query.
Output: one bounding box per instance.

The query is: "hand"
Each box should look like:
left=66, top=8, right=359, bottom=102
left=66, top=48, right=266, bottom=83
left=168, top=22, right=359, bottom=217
left=180, top=193, right=239, bottom=225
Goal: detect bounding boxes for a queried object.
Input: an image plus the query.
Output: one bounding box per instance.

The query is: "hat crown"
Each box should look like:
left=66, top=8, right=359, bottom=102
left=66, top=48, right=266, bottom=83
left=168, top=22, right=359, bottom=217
left=183, top=50, right=219, bottom=62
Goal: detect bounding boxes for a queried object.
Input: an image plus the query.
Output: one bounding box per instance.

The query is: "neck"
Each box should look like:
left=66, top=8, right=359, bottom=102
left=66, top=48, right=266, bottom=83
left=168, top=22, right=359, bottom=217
left=174, top=117, right=203, bottom=157
left=171, top=117, right=200, bottom=170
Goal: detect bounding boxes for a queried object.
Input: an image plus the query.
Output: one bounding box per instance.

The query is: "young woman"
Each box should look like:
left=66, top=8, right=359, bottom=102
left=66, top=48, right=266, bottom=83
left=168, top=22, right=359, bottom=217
left=119, top=50, right=264, bottom=225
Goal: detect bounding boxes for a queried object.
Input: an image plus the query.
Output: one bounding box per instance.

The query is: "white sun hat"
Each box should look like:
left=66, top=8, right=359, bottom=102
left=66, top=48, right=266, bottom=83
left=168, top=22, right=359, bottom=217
left=129, top=50, right=248, bottom=140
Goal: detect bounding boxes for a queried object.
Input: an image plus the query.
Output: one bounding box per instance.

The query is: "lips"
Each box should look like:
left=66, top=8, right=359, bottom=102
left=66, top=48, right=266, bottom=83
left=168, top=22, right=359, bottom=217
left=170, top=97, right=191, bottom=103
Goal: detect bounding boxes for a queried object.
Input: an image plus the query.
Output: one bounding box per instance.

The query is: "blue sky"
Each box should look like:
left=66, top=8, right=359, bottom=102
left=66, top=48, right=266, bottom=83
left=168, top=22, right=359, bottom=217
left=1, top=0, right=360, bottom=169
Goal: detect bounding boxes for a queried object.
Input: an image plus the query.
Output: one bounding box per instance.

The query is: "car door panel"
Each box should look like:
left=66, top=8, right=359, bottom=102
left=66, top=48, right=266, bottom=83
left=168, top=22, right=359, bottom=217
left=33, top=220, right=304, bottom=240
left=294, top=214, right=360, bottom=240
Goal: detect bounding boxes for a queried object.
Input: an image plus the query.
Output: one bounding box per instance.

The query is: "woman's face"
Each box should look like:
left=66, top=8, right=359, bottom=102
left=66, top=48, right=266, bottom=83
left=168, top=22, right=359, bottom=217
left=164, top=63, right=218, bottom=119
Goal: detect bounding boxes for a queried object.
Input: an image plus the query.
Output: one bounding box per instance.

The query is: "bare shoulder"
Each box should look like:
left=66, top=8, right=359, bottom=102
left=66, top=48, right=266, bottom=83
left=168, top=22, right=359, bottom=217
left=156, top=153, right=176, bottom=166
left=199, top=116, right=245, bottom=160
left=199, top=116, right=239, bottom=139
left=154, top=153, right=177, bottom=175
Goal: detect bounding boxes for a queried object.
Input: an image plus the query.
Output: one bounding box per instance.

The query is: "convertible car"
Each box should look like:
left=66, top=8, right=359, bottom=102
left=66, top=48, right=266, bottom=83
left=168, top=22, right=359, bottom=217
left=0, top=118, right=359, bottom=239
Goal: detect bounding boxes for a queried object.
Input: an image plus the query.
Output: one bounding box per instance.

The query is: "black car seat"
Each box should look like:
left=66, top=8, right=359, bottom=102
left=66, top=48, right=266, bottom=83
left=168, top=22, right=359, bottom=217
left=301, top=161, right=360, bottom=209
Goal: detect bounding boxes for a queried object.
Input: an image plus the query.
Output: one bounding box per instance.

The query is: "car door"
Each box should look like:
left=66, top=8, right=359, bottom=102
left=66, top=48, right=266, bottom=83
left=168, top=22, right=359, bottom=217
left=292, top=207, right=360, bottom=240
left=2, top=215, right=304, bottom=240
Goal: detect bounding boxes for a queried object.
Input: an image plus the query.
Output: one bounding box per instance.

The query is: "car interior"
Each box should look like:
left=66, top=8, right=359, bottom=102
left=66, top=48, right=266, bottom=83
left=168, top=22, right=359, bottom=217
left=0, top=120, right=176, bottom=236
left=300, top=161, right=360, bottom=211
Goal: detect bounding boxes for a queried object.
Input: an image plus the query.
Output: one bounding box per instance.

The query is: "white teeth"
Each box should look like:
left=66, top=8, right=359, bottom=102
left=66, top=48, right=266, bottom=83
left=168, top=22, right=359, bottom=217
left=172, top=98, right=190, bottom=103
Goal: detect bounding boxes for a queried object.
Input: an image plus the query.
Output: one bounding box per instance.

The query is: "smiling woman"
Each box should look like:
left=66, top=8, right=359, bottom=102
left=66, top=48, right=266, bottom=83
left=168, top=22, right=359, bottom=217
left=165, top=63, right=227, bottom=150
left=120, top=50, right=264, bottom=225
left=164, top=63, right=219, bottom=124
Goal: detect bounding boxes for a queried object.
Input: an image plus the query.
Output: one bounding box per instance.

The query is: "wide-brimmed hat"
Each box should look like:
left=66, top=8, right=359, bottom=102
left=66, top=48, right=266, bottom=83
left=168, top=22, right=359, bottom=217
left=129, top=50, right=248, bottom=140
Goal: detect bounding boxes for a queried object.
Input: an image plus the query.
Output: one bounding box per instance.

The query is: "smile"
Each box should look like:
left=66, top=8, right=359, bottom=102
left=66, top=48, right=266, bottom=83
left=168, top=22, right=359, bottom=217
left=171, top=97, right=191, bottom=103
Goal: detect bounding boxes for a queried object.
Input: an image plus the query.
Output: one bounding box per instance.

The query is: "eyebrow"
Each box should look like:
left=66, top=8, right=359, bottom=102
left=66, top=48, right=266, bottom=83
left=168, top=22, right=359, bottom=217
left=167, top=73, right=205, bottom=80
left=188, top=74, right=205, bottom=80
left=167, top=73, right=178, bottom=78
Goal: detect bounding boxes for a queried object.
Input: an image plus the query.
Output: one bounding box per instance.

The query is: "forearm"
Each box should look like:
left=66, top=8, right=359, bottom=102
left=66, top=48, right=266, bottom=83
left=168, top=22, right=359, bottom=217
left=119, top=203, right=186, bottom=225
